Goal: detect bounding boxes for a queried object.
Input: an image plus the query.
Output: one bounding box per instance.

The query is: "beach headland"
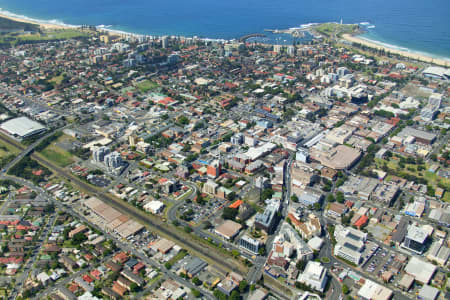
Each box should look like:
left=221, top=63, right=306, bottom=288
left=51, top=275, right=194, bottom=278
left=342, top=33, right=450, bottom=67
left=0, top=9, right=449, bottom=68
left=0, top=11, right=71, bottom=30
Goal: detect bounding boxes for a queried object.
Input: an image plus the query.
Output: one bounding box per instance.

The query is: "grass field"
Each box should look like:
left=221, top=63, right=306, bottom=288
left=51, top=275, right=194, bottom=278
left=0, top=140, right=20, bottom=157
left=49, top=74, right=64, bottom=85
left=375, top=157, right=450, bottom=201
left=314, top=23, right=358, bottom=37
left=136, top=80, right=158, bottom=93
left=0, top=29, right=91, bottom=45
left=0, top=139, right=20, bottom=169
left=39, top=134, right=75, bottom=167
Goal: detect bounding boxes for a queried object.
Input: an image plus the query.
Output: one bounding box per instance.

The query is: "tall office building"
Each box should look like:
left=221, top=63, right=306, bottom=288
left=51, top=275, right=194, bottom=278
left=162, top=36, right=169, bottom=48
left=93, top=146, right=110, bottom=163
left=239, top=235, right=260, bottom=254
left=207, top=160, right=222, bottom=178
left=104, top=152, right=123, bottom=170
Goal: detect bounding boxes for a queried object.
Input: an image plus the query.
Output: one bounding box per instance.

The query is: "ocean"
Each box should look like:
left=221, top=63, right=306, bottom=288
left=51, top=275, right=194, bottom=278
left=0, top=0, right=449, bottom=60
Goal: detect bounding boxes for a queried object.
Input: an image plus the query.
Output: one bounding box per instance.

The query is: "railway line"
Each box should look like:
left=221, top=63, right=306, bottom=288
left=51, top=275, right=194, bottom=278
left=0, top=133, right=245, bottom=276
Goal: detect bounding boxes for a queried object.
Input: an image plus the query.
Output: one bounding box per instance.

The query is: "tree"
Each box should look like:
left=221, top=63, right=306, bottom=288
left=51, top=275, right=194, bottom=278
left=229, top=290, right=240, bottom=300
left=177, top=115, right=190, bottom=125
left=72, top=232, right=87, bottom=245
left=227, top=191, right=236, bottom=201
left=202, top=221, right=212, bottom=229
left=296, top=260, right=307, bottom=271
left=129, top=282, right=139, bottom=292
left=231, top=250, right=240, bottom=258
left=261, top=188, right=274, bottom=201
left=239, top=280, right=248, bottom=293
left=184, top=226, right=192, bottom=233
left=322, top=184, right=331, bottom=192
left=336, top=178, right=345, bottom=187
left=192, top=277, right=202, bottom=286
left=313, top=202, right=321, bottom=211
left=326, top=194, right=335, bottom=203
left=336, top=191, right=345, bottom=203
left=213, top=289, right=228, bottom=300
left=191, top=289, right=201, bottom=298
left=222, top=207, right=238, bottom=220
left=342, top=284, right=349, bottom=294
left=291, top=195, right=299, bottom=202
left=258, top=245, right=266, bottom=256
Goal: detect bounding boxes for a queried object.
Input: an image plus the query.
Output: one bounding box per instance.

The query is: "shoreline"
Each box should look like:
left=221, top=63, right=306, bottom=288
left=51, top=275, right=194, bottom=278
left=0, top=7, right=449, bottom=67
left=0, top=11, right=72, bottom=30
left=342, top=34, right=450, bottom=67
left=0, top=10, right=230, bottom=42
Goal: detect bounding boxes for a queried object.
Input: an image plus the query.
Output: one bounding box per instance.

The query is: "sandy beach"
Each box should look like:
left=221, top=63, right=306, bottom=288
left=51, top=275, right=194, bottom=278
left=0, top=12, right=71, bottom=30
left=342, top=34, right=449, bottom=67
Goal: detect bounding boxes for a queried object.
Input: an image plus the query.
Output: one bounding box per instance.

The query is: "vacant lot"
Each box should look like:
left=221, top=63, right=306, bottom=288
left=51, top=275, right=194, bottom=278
left=39, top=134, right=76, bottom=167
left=400, top=83, right=432, bottom=100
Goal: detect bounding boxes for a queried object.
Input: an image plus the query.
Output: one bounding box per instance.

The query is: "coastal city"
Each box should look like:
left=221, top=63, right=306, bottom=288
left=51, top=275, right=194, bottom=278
left=0, top=13, right=448, bottom=300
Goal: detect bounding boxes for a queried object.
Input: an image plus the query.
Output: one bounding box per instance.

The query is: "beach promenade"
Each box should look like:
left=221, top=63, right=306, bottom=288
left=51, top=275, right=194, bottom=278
left=342, top=34, right=450, bottom=67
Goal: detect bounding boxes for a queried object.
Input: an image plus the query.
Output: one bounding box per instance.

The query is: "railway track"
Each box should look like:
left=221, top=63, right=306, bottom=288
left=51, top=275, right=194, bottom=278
left=0, top=133, right=244, bottom=275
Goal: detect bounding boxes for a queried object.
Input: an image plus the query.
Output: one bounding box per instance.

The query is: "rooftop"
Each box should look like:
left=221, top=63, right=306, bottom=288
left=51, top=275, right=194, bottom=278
left=0, top=116, right=46, bottom=138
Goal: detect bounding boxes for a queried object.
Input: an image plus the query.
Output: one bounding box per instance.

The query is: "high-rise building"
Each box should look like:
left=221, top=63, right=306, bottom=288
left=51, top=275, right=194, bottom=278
left=231, top=133, right=243, bottom=145
left=402, top=225, right=428, bottom=254
left=161, top=36, right=169, bottom=48
left=273, top=45, right=283, bottom=53
left=298, top=261, right=328, bottom=292
left=207, top=160, right=221, bottom=178
left=129, top=135, right=138, bottom=147
left=287, top=45, right=296, bottom=56
left=104, top=152, right=123, bottom=170
left=239, top=235, right=260, bottom=254
left=93, top=146, right=110, bottom=163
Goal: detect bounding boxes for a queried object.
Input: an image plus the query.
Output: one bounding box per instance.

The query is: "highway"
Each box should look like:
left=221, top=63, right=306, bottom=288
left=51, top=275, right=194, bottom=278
left=0, top=132, right=245, bottom=277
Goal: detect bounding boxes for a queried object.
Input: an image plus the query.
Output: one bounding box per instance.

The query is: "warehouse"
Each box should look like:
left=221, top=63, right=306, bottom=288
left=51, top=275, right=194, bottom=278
left=0, top=116, right=46, bottom=139
left=404, top=257, right=436, bottom=284
left=398, top=127, right=437, bottom=144
left=215, top=220, right=242, bottom=240
left=83, top=197, right=144, bottom=238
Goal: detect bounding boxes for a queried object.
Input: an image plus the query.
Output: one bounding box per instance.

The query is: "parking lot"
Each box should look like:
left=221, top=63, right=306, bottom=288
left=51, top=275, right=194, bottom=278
left=359, top=241, right=379, bottom=267
left=88, top=175, right=111, bottom=187
left=178, top=197, right=228, bottom=225
left=363, top=246, right=394, bottom=275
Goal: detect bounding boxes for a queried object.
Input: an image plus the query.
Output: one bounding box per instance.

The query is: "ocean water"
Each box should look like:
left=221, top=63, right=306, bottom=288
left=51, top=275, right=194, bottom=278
left=0, top=0, right=449, bottom=60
